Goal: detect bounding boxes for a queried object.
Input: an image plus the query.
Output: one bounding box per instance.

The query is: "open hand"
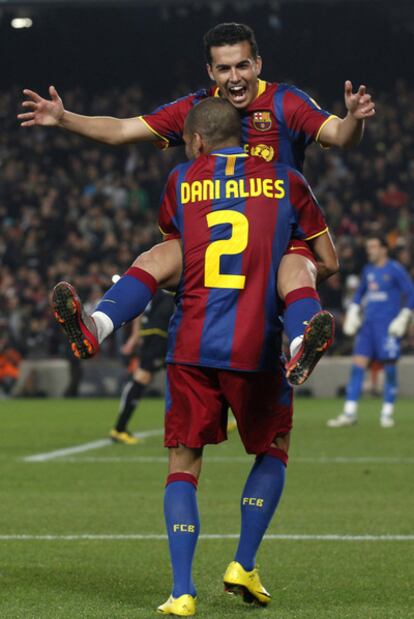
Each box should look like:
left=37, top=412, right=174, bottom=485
left=18, top=85, right=64, bottom=127
left=344, top=80, right=375, bottom=120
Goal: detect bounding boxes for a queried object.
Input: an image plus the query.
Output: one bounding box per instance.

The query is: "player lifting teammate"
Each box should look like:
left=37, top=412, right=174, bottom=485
left=140, top=97, right=334, bottom=616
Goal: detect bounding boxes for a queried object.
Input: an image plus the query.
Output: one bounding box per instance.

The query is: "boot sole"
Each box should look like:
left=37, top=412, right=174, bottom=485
left=287, top=311, right=335, bottom=386
left=224, top=582, right=270, bottom=606
left=52, top=283, right=95, bottom=359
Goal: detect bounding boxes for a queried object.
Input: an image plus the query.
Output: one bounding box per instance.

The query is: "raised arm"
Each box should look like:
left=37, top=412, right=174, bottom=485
left=318, top=80, right=375, bottom=149
left=18, top=85, right=156, bottom=145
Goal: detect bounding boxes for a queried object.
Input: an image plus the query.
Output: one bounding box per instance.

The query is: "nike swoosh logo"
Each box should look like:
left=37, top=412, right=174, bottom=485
left=99, top=299, right=116, bottom=304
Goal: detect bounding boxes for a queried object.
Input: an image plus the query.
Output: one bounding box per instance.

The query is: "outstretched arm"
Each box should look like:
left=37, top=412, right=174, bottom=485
left=18, top=85, right=156, bottom=145
left=318, top=80, right=375, bottom=148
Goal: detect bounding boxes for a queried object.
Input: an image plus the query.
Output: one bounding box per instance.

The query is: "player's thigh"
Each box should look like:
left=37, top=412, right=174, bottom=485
left=353, top=321, right=374, bottom=364
left=165, top=364, right=228, bottom=449
left=277, top=244, right=317, bottom=299
left=220, top=364, right=293, bottom=455
left=374, top=323, right=401, bottom=363
left=139, top=335, right=168, bottom=375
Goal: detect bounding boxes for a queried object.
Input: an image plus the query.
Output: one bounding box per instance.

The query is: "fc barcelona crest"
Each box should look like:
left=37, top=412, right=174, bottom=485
left=253, top=111, right=272, bottom=132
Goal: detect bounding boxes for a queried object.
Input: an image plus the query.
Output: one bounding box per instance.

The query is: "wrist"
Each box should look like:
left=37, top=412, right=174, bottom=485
left=58, top=109, right=70, bottom=128
left=344, top=110, right=362, bottom=124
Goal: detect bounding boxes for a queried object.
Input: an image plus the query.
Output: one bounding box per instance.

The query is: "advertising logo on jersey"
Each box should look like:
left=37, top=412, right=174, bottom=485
left=253, top=111, right=272, bottom=132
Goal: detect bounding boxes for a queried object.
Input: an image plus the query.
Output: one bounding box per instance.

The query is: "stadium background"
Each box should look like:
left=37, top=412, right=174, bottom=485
left=1, top=3, right=414, bottom=618
left=1, top=0, right=414, bottom=395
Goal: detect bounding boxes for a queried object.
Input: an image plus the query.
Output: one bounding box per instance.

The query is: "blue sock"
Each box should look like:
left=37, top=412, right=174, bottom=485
left=234, top=449, right=287, bottom=572
left=346, top=365, right=365, bottom=402
left=164, top=474, right=199, bottom=598
left=283, top=287, right=321, bottom=343
left=383, top=364, right=398, bottom=404
left=94, top=267, right=156, bottom=330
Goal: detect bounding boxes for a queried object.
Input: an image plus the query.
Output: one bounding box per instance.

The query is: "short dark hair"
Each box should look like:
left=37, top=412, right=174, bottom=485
left=184, top=98, right=241, bottom=148
left=203, top=23, right=259, bottom=64
left=366, top=234, right=389, bottom=249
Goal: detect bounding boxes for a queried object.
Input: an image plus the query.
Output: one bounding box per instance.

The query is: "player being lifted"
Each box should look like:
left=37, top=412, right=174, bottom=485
left=328, top=236, right=414, bottom=429
left=20, top=23, right=375, bottom=382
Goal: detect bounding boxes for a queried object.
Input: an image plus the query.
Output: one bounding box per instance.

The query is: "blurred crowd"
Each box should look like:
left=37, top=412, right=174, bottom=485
left=1, top=79, right=413, bottom=394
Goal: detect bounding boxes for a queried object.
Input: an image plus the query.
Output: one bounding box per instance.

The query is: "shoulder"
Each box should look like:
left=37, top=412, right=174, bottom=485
left=155, top=88, right=209, bottom=112
left=166, top=161, right=193, bottom=184
left=389, top=259, right=409, bottom=275
left=274, top=83, right=310, bottom=99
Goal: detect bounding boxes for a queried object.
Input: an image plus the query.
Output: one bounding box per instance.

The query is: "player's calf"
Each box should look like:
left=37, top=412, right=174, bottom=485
left=52, top=282, right=99, bottom=359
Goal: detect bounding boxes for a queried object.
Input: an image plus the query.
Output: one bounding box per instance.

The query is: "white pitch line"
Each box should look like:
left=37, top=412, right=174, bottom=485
left=22, top=429, right=163, bottom=462
left=0, top=533, right=413, bottom=542
left=42, top=456, right=414, bottom=465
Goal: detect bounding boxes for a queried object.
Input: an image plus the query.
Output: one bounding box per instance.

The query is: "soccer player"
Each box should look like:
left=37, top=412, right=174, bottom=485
left=91, top=97, right=330, bottom=616
left=328, top=236, right=414, bottom=429
left=20, top=22, right=373, bottom=383
left=110, top=289, right=175, bottom=445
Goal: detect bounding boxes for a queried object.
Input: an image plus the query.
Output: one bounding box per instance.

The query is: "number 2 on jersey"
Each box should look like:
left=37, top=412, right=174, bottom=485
left=204, top=210, right=249, bottom=289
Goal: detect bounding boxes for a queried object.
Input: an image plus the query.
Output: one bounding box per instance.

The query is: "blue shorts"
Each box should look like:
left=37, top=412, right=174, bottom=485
left=353, top=321, right=400, bottom=361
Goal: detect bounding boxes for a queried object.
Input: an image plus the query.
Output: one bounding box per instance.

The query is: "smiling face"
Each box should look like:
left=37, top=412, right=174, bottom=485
left=207, top=41, right=262, bottom=109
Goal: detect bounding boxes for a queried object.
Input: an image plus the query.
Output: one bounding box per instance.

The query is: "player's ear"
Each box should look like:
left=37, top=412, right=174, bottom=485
left=194, top=132, right=203, bottom=153
left=206, top=63, right=215, bottom=81
left=255, top=55, right=262, bottom=76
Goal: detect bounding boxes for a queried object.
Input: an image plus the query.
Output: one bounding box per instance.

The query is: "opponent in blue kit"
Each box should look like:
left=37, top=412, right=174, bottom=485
left=328, top=236, right=414, bottom=428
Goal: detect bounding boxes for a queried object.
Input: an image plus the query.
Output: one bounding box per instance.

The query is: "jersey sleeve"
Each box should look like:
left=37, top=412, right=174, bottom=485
left=139, top=91, right=204, bottom=150
left=158, top=168, right=181, bottom=241
left=353, top=268, right=368, bottom=305
left=391, top=262, right=414, bottom=309
left=288, top=169, right=328, bottom=240
left=282, top=85, right=337, bottom=147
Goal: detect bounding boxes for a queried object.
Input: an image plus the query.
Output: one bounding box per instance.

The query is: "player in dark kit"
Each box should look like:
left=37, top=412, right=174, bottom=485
left=110, top=289, right=175, bottom=445
left=21, top=22, right=372, bottom=383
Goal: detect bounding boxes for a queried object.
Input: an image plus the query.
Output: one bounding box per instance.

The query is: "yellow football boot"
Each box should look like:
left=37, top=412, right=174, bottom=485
left=157, top=594, right=196, bottom=616
left=109, top=429, right=140, bottom=445
left=223, top=561, right=271, bottom=606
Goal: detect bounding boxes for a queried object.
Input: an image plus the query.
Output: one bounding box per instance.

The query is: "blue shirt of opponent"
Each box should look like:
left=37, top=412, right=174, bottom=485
left=354, top=260, right=414, bottom=323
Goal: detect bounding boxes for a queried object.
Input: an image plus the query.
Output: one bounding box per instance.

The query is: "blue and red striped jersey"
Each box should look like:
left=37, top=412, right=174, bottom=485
left=140, top=80, right=336, bottom=171
left=159, top=147, right=328, bottom=372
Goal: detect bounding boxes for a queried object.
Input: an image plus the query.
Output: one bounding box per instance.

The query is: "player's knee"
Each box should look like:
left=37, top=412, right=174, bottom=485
left=168, top=445, right=203, bottom=477
left=352, top=355, right=369, bottom=369
left=133, top=250, right=157, bottom=277
left=133, top=367, right=153, bottom=385
left=271, top=432, right=290, bottom=454
left=277, top=255, right=317, bottom=299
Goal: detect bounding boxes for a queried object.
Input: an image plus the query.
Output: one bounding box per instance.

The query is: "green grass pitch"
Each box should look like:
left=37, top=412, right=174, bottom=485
left=0, top=396, right=413, bottom=618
